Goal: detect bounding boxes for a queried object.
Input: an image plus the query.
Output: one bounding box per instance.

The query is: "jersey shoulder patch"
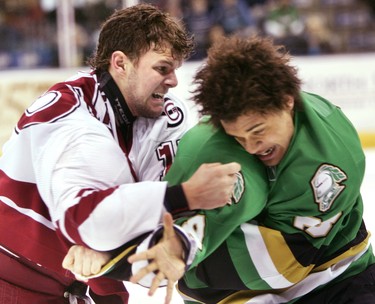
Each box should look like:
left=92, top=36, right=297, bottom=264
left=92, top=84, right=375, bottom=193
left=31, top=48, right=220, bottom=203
left=163, top=96, right=184, bottom=128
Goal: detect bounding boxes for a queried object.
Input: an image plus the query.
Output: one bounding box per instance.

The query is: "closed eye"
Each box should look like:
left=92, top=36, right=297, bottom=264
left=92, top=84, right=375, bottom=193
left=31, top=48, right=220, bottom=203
left=253, top=129, right=265, bottom=135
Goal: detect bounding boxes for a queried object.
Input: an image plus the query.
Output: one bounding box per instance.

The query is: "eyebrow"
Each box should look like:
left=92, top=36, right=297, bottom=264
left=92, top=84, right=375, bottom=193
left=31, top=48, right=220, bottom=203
left=158, top=59, right=173, bottom=65
left=246, top=122, right=263, bottom=132
left=225, top=122, right=262, bottom=137
left=154, top=59, right=179, bottom=70
left=156, top=58, right=178, bottom=66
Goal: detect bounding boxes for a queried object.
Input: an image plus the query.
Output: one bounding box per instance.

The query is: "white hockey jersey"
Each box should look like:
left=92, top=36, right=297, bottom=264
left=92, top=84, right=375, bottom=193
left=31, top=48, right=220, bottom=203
left=0, top=70, right=191, bottom=276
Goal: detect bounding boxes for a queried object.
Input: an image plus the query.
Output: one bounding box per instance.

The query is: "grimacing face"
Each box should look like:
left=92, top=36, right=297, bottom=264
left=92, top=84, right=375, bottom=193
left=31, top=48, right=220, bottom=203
left=111, top=45, right=181, bottom=118
left=221, top=97, right=295, bottom=167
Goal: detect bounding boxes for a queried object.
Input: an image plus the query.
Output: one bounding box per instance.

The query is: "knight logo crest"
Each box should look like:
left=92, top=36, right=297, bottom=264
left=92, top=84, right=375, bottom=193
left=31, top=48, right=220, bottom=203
left=227, top=171, right=245, bottom=205
left=310, top=164, right=347, bottom=212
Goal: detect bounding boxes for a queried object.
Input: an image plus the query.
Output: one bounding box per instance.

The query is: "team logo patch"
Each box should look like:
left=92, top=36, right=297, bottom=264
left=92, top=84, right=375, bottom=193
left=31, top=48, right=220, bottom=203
left=163, top=98, right=184, bottom=127
left=228, top=171, right=245, bottom=205
left=310, top=164, right=347, bottom=212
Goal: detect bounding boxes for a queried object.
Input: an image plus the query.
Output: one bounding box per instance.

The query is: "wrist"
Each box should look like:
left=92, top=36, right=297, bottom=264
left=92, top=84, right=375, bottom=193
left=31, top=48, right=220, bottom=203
left=165, top=184, right=197, bottom=217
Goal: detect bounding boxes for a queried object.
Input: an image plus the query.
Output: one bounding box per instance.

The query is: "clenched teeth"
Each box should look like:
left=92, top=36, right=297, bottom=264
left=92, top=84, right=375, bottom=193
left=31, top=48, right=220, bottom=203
left=259, top=147, right=274, bottom=156
left=152, top=93, right=164, bottom=99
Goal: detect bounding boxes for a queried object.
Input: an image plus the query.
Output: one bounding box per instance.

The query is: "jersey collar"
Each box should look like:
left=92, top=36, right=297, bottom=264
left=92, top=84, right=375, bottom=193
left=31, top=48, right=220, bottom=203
left=98, top=71, right=136, bottom=127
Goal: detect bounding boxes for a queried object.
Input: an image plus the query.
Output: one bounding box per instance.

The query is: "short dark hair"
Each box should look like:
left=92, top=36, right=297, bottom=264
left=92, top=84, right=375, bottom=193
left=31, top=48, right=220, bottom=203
left=88, top=3, right=194, bottom=72
left=192, top=35, right=302, bottom=128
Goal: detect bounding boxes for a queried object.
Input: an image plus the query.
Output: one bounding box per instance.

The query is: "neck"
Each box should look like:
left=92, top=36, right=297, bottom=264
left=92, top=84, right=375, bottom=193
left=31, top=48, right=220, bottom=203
left=98, top=71, right=136, bottom=127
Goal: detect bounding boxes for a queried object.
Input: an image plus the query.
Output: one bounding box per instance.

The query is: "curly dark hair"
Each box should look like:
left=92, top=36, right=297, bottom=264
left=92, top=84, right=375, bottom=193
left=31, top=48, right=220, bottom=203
left=88, top=3, right=194, bottom=72
left=192, top=35, right=303, bottom=128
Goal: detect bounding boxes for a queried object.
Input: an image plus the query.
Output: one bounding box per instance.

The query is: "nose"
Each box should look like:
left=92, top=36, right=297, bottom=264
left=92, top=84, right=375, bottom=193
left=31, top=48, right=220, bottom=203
left=243, top=140, right=262, bottom=154
left=165, top=71, right=178, bottom=88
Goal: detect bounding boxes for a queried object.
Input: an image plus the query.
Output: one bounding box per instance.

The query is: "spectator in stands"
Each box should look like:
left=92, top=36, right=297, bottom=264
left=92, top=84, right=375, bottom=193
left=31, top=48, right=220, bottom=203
left=143, top=0, right=184, bottom=18
left=183, top=0, right=216, bottom=60
left=212, top=0, right=256, bottom=37
left=305, top=13, right=335, bottom=55
left=262, top=0, right=309, bottom=55
left=0, top=1, right=56, bottom=68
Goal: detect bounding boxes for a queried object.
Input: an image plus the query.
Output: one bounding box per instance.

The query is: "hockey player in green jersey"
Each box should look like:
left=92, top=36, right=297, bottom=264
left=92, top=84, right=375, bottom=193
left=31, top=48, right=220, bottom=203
left=62, top=35, right=375, bottom=303
left=162, top=35, right=375, bottom=303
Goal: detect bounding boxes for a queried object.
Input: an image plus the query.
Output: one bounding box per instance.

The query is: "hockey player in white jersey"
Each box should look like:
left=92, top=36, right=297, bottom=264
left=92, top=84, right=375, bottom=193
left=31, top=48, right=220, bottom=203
left=0, top=4, right=240, bottom=304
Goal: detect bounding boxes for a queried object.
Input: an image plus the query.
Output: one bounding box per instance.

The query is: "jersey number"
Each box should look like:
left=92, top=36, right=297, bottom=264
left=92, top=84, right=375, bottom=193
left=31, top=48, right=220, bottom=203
left=294, top=212, right=342, bottom=238
left=181, top=214, right=205, bottom=250
left=156, top=140, right=179, bottom=180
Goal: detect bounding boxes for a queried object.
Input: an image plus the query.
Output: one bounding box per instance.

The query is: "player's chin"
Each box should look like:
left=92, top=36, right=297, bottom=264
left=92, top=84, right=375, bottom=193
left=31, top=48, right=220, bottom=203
left=150, top=105, right=165, bottom=117
left=139, top=105, right=164, bottom=118
left=147, top=110, right=163, bottom=118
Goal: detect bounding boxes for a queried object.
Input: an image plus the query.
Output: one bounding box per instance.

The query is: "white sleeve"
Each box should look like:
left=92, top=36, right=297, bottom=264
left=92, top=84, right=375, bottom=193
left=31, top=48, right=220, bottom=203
left=35, top=114, right=166, bottom=251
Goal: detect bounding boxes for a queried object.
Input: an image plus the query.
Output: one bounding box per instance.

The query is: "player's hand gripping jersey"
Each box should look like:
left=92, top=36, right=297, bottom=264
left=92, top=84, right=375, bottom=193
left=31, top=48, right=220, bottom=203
left=0, top=71, right=191, bottom=297
left=164, top=92, right=375, bottom=304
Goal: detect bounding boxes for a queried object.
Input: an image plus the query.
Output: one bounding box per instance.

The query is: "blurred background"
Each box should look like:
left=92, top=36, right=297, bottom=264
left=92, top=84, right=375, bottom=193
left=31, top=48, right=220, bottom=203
left=0, top=0, right=374, bottom=147
left=0, top=0, right=375, bottom=68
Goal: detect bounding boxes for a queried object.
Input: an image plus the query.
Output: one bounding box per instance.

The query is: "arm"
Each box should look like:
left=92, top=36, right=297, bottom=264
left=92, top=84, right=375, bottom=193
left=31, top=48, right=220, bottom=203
left=63, top=213, right=191, bottom=304
left=39, top=116, right=239, bottom=251
left=61, top=159, right=241, bottom=274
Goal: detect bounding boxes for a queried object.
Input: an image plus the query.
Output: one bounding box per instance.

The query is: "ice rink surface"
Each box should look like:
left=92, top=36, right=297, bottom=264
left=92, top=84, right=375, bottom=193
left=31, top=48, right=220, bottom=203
left=125, top=148, right=375, bottom=304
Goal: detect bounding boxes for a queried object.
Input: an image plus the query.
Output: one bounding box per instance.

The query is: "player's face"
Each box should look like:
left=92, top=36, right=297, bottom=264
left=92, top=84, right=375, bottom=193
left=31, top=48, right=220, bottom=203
left=221, top=97, right=295, bottom=167
left=121, top=46, right=180, bottom=118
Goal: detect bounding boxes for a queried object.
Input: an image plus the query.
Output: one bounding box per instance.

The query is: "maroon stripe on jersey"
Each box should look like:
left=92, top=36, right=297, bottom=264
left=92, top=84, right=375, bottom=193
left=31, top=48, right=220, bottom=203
left=0, top=203, right=70, bottom=274
left=64, top=75, right=99, bottom=117
left=64, top=74, right=96, bottom=105
left=63, top=187, right=118, bottom=244
left=0, top=170, right=52, bottom=221
left=16, top=86, right=80, bottom=131
left=65, top=74, right=115, bottom=137
left=16, top=75, right=101, bottom=133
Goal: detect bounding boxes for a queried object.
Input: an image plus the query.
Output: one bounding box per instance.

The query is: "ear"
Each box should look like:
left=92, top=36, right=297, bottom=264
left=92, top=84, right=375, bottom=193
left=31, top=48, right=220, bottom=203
left=285, top=95, right=295, bottom=110
left=111, top=51, right=129, bottom=73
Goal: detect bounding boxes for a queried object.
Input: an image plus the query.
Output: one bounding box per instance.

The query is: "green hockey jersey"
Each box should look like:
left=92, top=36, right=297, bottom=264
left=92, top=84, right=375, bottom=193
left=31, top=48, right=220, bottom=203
left=165, top=91, right=375, bottom=304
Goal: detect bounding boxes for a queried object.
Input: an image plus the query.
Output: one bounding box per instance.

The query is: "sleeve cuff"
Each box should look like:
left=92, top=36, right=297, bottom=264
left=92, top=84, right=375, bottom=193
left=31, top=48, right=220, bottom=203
left=164, top=185, right=190, bottom=215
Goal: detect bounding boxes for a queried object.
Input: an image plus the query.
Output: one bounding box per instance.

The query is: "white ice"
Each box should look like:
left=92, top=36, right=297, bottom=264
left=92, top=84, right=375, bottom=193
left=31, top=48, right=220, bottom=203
left=125, top=148, right=375, bottom=304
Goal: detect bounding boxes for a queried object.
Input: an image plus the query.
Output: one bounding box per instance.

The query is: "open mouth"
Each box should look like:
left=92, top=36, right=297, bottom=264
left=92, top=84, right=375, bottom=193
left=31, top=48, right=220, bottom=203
left=258, top=147, right=274, bottom=156
left=152, top=93, right=164, bottom=100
